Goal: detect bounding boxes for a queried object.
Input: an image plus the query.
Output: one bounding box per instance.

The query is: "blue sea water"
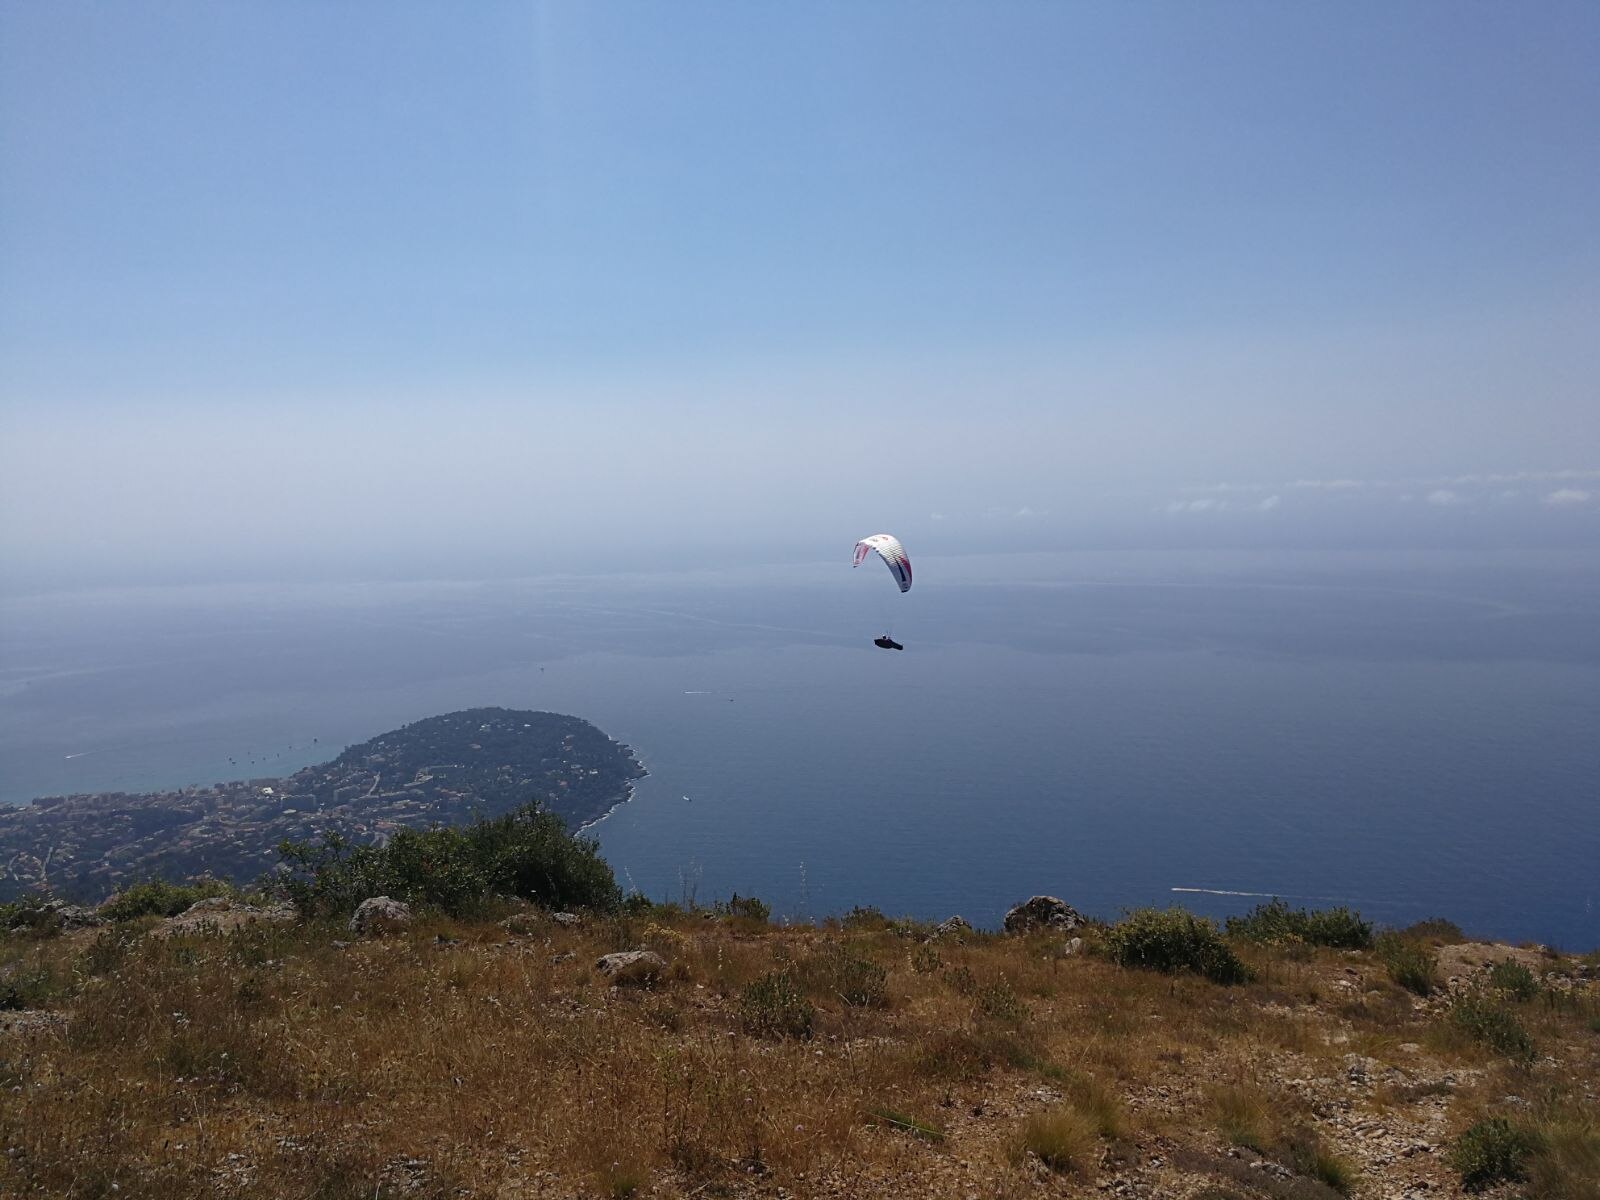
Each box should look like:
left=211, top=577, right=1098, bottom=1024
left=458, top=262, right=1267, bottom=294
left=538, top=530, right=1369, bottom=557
left=2, top=549, right=1597, bottom=949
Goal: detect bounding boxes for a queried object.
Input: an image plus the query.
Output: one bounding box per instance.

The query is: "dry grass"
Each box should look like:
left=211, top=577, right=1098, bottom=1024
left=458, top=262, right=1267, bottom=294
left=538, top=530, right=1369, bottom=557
left=1015, top=1104, right=1097, bottom=1174
left=0, top=908, right=1595, bottom=1198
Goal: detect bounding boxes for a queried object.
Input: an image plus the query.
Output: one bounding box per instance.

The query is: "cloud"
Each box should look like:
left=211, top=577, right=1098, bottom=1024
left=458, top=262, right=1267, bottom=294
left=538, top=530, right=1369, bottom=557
left=1165, top=498, right=1222, bottom=514
left=929, top=511, right=946, bottom=521
left=1257, top=495, right=1281, bottom=511
left=1543, top=488, right=1592, bottom=507
left=1426, top=489, right=1465, bottom=507
left=1184, top=468, right=1600, bottom=496
left=984, top=505, right=1048, bottom=520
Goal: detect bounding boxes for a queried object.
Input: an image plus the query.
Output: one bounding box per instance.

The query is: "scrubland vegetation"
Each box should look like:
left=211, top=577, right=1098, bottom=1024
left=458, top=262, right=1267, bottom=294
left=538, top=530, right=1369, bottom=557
left=0, top=807, right=1596, bottom=1199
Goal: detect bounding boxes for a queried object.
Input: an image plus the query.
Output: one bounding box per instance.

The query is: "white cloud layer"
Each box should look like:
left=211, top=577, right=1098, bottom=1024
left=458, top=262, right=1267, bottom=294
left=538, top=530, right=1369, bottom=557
left=1544, top=488, right=1592, bottom=507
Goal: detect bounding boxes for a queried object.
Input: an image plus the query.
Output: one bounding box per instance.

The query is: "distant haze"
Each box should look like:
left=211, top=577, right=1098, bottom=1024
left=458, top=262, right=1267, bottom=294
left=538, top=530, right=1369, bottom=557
left=3, top=3, right=1597, bottom=593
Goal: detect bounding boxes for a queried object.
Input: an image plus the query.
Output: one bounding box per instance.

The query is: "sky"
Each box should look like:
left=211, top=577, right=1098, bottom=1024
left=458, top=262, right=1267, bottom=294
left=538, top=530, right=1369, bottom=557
left=2, top=1, right=1598, bottom=591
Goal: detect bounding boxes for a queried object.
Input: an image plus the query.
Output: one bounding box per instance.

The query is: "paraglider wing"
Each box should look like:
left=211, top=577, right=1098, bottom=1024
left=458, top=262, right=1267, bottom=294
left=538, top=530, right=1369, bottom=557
left=852, top=534, right=912, bottom=593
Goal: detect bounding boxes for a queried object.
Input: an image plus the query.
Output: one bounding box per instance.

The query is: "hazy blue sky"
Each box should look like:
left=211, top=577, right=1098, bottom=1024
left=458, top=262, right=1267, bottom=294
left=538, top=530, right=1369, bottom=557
left=2, top=2, right=1597, bottom=589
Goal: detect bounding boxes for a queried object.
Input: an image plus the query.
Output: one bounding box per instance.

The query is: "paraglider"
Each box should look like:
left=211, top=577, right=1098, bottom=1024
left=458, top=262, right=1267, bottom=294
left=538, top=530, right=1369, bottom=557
left=853, top=534, right=911, bottom=592
left=853, top=533, right=911, bottom=649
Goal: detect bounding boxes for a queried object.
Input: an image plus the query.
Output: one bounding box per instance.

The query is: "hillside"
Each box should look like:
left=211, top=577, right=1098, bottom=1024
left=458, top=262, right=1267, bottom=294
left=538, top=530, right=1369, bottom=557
left=1, top=898, right=1595, bottom=1199
left=0, top=709, right=645, bottom=902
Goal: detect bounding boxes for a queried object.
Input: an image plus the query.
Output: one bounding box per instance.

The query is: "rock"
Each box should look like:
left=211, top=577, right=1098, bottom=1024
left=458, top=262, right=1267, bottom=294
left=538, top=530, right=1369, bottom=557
left=182, top=896, right=235, bottom=915
left=934, top=916, right=972, bottom=940
left=155, top=899, right=297, bottom=938
left=1343, top=1053, right=1380, bottom=1084
left=10, top=899, right=104, bottom=933
left=349, top=896, right=412, bottom=937
left=1003, top=895, right=1083, bottom=935
left=0, top=1010, right=67, bottom=1035
left=500, top=912, right=543, bottom=936
left=551, top=911, right=580, bottom=928
left=595, top=949, right=667, bottom=986
left=51, top=901, right=104, bottom=929
left=1063, top=936, right=1084, bottom=956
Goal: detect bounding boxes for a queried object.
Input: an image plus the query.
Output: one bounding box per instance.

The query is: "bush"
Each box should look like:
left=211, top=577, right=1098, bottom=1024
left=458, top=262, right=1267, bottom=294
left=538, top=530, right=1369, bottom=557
left=944, top=964, right=978, bottom=995
left=1450, top=989, right=1536, bottom=1063
left=1376, top=932, right=1440, bottom=996
left=1448, top=1118, right=1536, bottom=1192
left=719, top=893, right=770, bottom=923
left=1105, top=908, right=1251, bottom=984
left=0, top=962, right=64, bottom=1010
left=831, top=953, right=889, bottom=1008
left=739, top=970, right=814, bottom=1039
left=841, top=905, right=891, bottom=931
left=277, top=801, right=620, bottom=918
left=801, top=942, right=888, bottom=1007
left=1225, top=899, right=1372, bottom=949
left=1487, top=958, right=1540, bottom=1002
left=1403, top=917, right=1465, bottom=943
left=99, top=877, right=233, bottom=922
left=910, top=943, right=943, bottom=974
left=976, top=979, right=1025, bottom=1023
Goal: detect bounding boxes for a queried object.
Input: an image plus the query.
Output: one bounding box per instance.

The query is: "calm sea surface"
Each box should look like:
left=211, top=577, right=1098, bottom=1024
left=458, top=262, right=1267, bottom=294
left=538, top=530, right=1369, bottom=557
left=2, top=550, right=1597, bottom=948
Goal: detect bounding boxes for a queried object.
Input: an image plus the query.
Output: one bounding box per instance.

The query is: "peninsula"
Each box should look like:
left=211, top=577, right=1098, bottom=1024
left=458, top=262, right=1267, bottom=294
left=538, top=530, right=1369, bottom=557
left=0, top=707, right=645, bottom=902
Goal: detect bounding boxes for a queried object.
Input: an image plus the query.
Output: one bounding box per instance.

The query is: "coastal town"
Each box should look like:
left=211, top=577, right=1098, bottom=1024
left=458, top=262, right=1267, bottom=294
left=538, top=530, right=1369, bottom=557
left=0, top=708, right=645, bottom=902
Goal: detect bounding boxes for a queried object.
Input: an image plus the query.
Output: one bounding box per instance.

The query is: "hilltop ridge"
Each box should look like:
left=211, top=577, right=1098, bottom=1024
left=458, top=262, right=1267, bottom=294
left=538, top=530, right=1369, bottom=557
left=0, top=894, right=1596, bottom=1199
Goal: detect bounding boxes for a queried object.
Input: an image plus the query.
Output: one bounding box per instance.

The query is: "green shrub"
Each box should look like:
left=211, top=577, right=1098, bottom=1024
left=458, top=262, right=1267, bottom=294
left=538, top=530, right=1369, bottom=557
left=1403, top=917, right=1465, bottom=943
left=976, top=978, right=1025, bottom=1023
left=832, top=953, right=888, bottom=1008
left=1376, top=932, right=1440, bottom=996
left=804, top=943, right=888, bottom=1007
left=719, top=893, right=770, bottom=923
left=944, top=964, right=978, bottom=995
left=99, top=877, right=233, bottom=922
left=841, top=905, right=891, bottom=931
left=739, top=970, right=814, bottom=1039
left=277, top=801, right=620, bottom=918
left=1448, top=1118, right=1536, bottom=1192
left=910, top=943, right=943, bottom=974
left=1450, top=990, right=1536, bottom=1063
left=1225, top=899, right=1373, bottom=949
left=1105, top=908, right=1251, bottom=984
left=0, top=962, right=65, bottom=1010
left=1487, top=958, right=1539, bottom=1002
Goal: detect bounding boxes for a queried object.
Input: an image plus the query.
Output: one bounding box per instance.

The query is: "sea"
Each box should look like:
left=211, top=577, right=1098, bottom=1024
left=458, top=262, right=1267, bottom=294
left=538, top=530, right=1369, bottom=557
left=2, top=548, right=1597, bottom=949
